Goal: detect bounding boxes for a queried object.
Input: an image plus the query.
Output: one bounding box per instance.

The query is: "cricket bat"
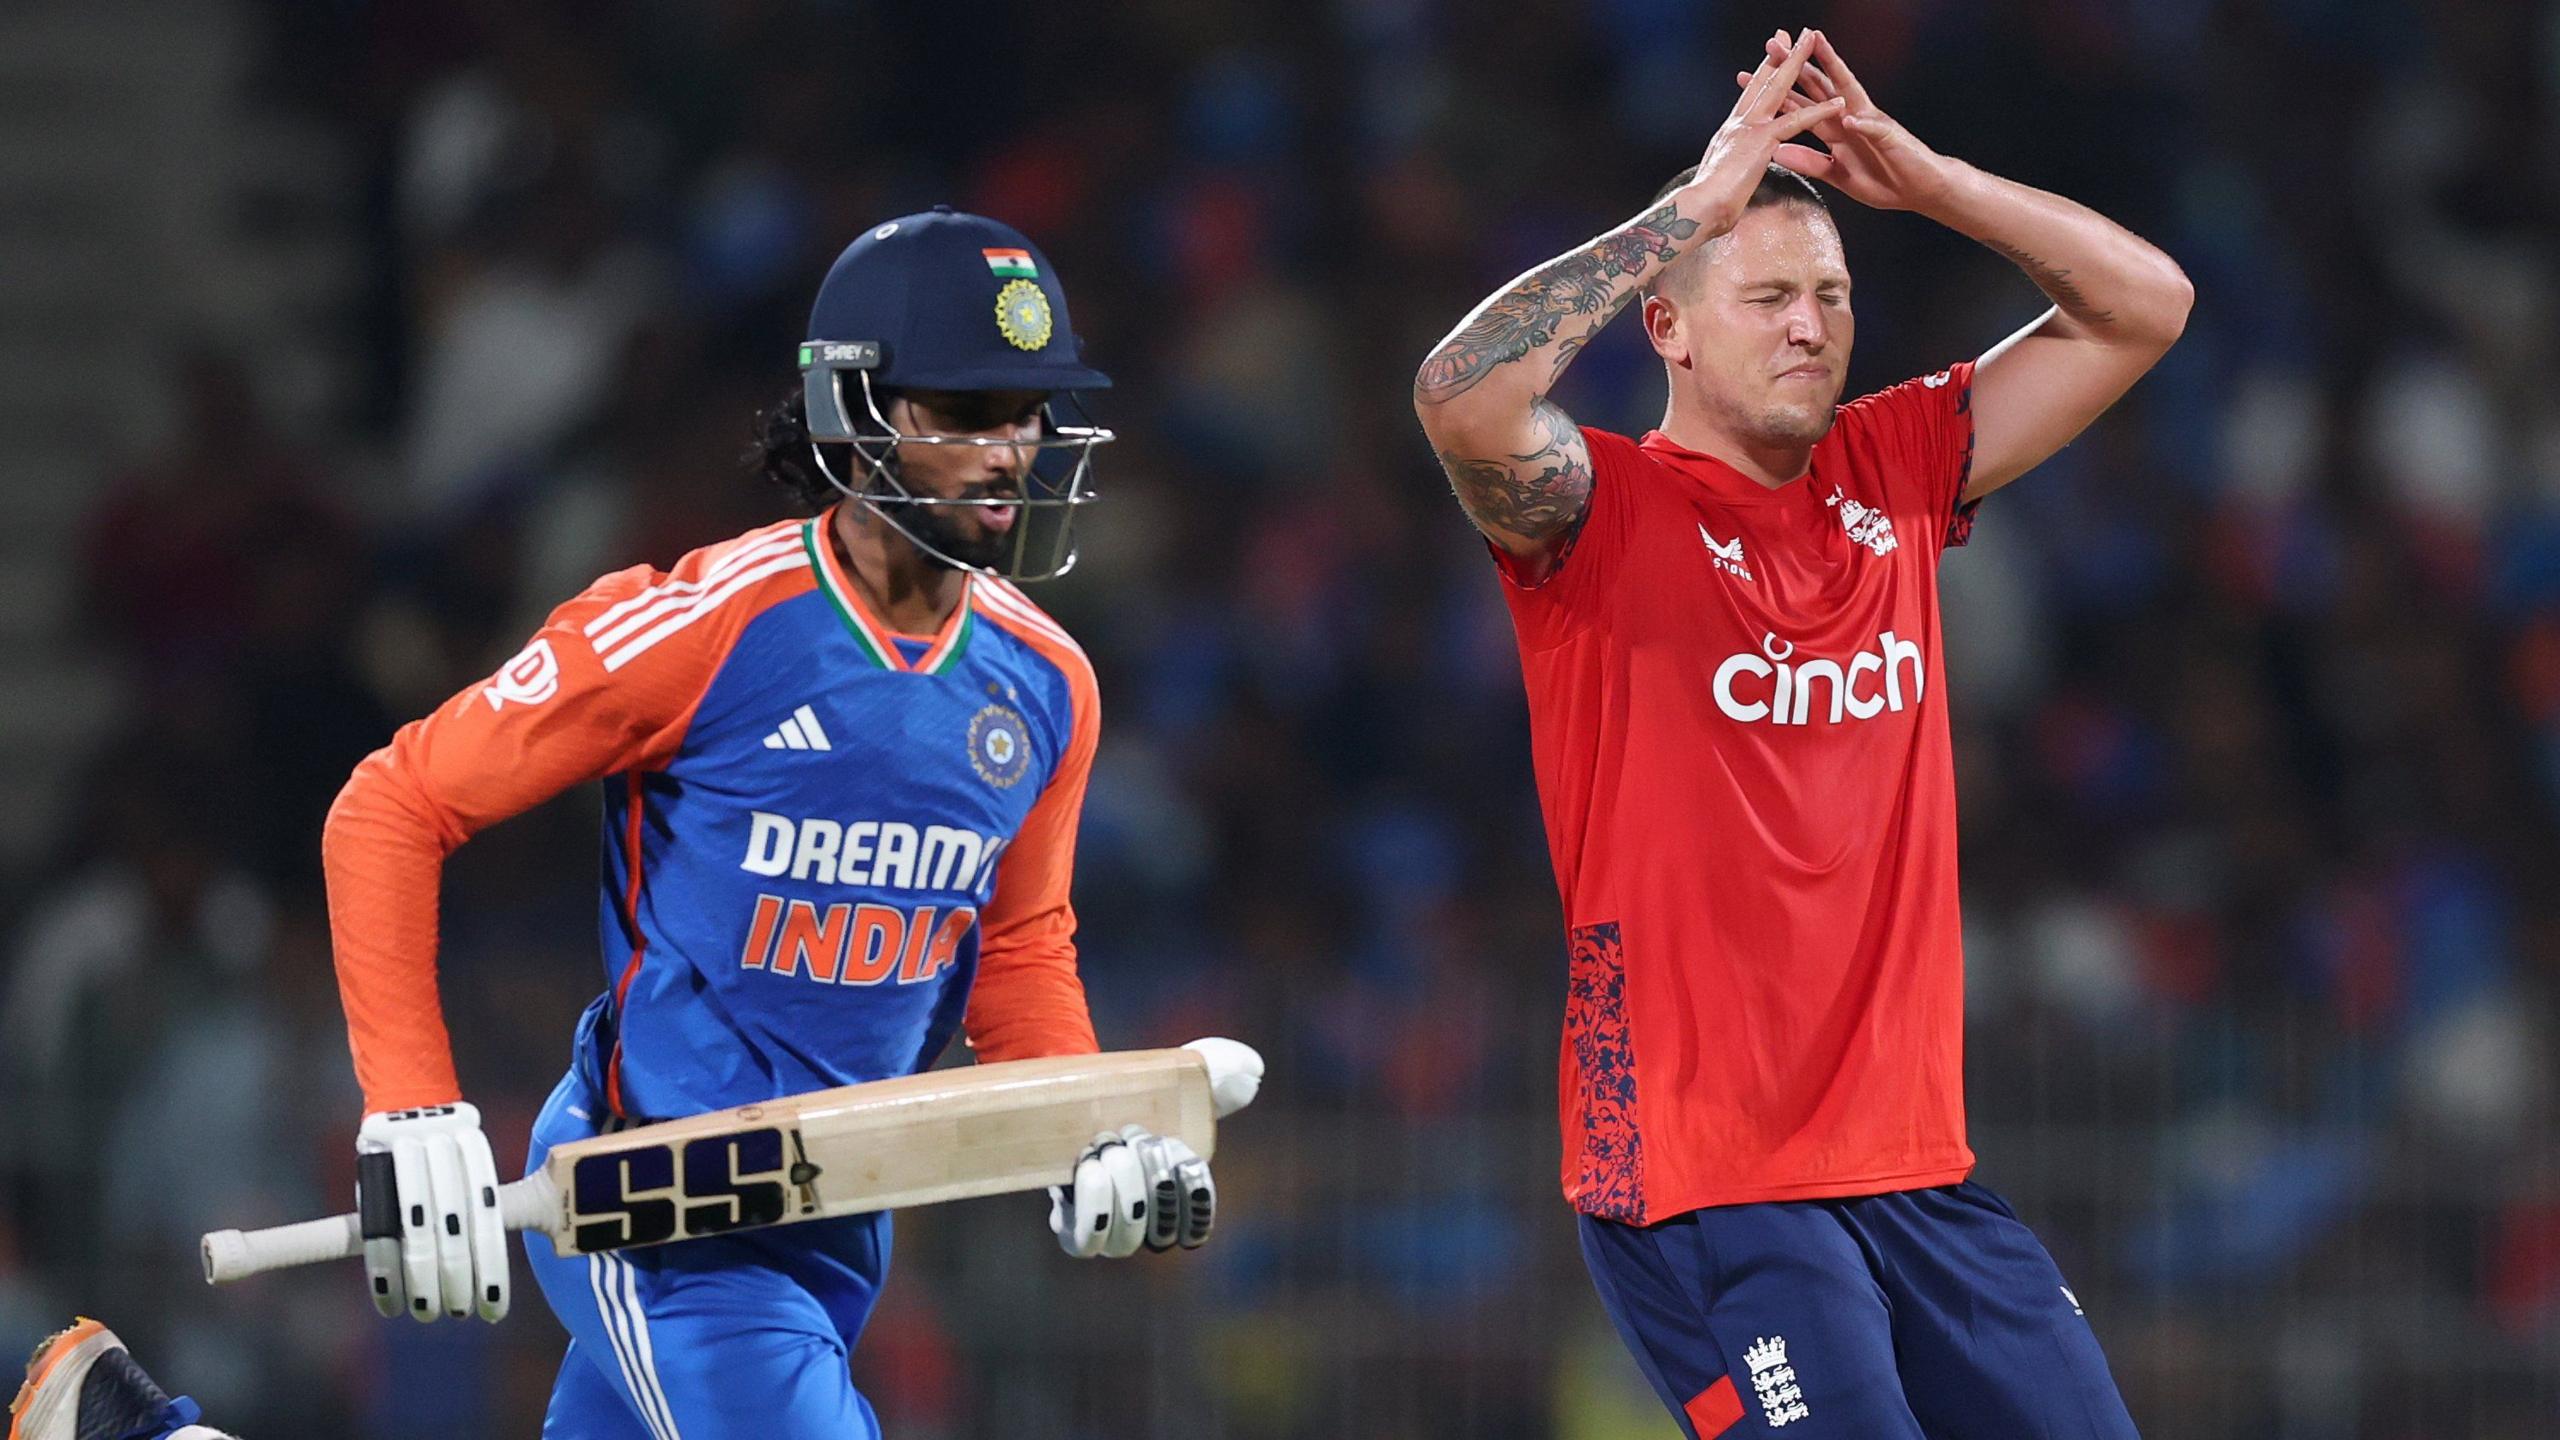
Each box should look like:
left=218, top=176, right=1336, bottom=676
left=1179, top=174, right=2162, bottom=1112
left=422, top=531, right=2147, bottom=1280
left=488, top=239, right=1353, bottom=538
left=202, top=1048, right=1222, bottom=1285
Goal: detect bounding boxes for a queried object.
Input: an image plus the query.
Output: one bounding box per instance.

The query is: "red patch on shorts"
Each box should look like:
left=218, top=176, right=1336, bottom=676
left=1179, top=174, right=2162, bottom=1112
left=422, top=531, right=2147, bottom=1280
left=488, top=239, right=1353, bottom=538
left=1685, top=1374, right=1744, bottom=1437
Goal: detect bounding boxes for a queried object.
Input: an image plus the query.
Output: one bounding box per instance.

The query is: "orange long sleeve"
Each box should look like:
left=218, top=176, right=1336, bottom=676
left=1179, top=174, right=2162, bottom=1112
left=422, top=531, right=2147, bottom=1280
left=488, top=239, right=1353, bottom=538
left=327, top=524, right=806, bottom=1109
left=963, top=585, right=1104, bottom=1061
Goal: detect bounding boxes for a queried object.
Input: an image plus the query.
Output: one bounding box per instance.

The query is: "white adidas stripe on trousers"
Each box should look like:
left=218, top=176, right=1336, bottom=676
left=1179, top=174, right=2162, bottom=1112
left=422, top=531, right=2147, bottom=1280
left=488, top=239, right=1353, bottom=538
left=588, top=1252, right=685, bottom=1440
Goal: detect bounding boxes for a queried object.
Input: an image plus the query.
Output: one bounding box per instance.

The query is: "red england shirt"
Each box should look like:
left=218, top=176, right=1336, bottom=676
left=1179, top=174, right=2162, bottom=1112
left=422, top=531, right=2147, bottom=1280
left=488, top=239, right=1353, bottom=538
left=1497, top=362, right=1982, bottom=1223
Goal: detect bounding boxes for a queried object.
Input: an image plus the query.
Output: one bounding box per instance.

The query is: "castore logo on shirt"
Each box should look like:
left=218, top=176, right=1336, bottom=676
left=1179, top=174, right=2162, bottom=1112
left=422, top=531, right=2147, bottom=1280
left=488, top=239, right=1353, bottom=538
left=1698, top=524, right=1754, bottom=581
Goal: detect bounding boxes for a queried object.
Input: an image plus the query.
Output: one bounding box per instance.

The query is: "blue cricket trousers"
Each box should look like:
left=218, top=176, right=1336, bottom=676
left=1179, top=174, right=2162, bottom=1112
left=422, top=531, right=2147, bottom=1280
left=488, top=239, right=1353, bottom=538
left=1580, top=1181, right=2139, bottom=1438
left=522, top=1067, right=891, bottom=1439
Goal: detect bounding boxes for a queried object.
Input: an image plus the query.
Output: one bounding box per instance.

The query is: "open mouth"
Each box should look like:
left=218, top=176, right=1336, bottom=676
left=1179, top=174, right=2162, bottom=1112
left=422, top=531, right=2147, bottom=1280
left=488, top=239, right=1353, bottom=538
left=968, top=493, right=1022, bottom=532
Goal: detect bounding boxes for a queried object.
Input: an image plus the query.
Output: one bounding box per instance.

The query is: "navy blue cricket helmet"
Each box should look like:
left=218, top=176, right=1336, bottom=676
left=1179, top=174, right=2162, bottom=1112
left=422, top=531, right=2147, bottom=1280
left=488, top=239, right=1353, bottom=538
left=798, top=206, right=1113, bottom=582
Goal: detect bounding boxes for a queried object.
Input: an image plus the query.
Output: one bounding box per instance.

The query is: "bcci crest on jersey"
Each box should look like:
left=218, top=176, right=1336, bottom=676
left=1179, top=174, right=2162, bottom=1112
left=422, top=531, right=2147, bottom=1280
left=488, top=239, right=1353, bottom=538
left=968, top=703, right=1032, bottom=788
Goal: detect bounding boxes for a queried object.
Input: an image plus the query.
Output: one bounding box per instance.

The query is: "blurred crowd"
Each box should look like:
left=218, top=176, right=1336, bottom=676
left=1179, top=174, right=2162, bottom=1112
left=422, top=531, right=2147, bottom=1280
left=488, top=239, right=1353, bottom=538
left=4, top=0, right=2558, bottom=1436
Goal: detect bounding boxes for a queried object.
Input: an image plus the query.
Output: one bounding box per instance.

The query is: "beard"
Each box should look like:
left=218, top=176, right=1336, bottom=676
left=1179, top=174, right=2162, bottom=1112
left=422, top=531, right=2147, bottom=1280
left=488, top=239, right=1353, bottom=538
left=884, top=492, right=1018, bottom=572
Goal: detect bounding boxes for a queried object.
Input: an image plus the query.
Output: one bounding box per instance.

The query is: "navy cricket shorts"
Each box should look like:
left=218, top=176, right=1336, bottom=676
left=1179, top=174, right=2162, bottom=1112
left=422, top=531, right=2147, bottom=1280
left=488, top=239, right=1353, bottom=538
left=1578, top=1181, right=2139, bottom=1438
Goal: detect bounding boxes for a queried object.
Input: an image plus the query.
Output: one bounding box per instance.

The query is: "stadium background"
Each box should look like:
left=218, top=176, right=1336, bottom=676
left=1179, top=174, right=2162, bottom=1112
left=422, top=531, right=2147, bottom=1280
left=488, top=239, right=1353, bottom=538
left=3, top=0, right=2556, bottom=1435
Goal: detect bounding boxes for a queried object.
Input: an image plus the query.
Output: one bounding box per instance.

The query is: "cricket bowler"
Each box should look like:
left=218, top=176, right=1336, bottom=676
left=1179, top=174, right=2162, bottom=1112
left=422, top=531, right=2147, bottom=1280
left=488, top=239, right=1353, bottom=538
left=13, top=207, right=1257, bottom=1440
left=1412, top=29, right=2190, bottom=1439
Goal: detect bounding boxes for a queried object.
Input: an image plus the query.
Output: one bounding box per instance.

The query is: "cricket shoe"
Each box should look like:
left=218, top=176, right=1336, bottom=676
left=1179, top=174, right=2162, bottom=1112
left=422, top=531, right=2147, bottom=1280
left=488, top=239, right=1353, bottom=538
left=8, top=1320, right=220, bottom=1440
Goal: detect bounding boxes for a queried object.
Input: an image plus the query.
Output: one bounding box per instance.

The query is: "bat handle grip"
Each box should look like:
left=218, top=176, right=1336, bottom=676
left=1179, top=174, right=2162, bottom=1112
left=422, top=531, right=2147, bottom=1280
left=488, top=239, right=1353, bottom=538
left=201, top=1178, right=556, bottom=1285
left=201, top=1213, right=360, bottom=1283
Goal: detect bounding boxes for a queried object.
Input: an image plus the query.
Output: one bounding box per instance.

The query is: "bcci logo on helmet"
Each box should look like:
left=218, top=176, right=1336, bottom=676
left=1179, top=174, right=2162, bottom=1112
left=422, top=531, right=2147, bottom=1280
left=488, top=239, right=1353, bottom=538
left=994, top=279, right=1053, bottom=352
left=968, top=703, right=1033, bottom=787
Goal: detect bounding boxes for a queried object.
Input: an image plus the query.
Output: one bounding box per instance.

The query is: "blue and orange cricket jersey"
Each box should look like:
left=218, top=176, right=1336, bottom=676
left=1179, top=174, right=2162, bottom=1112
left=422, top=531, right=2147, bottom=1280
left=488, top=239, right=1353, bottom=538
left=324, top=509, right=1101, bottom=1119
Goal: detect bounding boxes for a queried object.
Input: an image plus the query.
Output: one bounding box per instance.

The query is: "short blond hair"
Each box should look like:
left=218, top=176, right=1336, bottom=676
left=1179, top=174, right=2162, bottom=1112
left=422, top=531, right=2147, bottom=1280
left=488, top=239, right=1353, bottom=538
left=1645, top=164, right=1832, bottom=301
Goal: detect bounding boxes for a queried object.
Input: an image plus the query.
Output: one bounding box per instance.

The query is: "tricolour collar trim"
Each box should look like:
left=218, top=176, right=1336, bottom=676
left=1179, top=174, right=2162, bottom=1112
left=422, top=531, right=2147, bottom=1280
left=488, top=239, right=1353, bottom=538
left=802, top=515, right=972, bottom=674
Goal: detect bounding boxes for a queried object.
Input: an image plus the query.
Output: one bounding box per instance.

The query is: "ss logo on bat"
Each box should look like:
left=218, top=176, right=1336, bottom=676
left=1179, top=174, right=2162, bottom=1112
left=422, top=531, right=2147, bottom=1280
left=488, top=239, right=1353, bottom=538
left=570, top=1128, right=791, bottom=1253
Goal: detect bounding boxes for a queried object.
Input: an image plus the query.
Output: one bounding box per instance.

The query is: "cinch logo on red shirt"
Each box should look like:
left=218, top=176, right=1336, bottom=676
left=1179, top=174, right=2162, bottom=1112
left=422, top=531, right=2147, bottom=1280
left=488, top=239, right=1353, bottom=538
left=1712, top=631, right=1925, bottom=727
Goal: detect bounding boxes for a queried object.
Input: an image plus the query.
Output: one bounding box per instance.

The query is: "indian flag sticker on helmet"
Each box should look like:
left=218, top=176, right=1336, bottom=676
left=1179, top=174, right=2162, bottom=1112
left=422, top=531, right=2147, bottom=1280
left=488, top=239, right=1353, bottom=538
left=995, top=279, right=1054, bottom=352
left=983, top=248, right=1038, bottom=278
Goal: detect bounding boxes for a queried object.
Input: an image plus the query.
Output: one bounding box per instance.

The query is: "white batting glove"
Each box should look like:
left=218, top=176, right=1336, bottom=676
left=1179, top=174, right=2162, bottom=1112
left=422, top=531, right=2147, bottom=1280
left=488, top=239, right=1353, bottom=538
left=356, top=1104, right=509, bottom=1322
left=1049, top=1124, right=1216, bottom=1258
left=1044, top=1039, right=1261, bottom=1259
left=1182, top=1036, right=1263, bottom=1118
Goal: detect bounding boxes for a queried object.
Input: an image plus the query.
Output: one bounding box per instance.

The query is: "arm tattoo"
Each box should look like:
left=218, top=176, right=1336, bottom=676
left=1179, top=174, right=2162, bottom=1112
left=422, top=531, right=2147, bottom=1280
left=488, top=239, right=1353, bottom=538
left=1985, top=239, right=2116, bottom=325
left=1436, top=399, right=1594, bottom=542
left=1414, top=203, right=1701, bottom=404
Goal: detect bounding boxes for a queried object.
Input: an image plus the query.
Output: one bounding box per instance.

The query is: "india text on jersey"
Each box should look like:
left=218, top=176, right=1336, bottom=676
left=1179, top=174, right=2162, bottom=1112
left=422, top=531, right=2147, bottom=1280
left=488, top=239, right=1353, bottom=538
left=737, top=895, right=978, bottom=987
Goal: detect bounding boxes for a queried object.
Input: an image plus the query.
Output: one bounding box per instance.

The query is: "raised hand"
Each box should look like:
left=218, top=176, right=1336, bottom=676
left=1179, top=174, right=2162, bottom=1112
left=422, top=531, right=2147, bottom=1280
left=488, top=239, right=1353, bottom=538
left=1411, top=29, right=1845, bottom=565
left=1734, top=29, right=1953, bottom=213
left=1679, top=28, right=1850, bottom=235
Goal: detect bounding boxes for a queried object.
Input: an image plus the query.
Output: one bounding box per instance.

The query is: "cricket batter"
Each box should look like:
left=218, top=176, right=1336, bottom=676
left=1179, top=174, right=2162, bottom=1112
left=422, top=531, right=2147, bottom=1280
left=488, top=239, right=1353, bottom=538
left=1413, top=30, right=2190, bottom=1439
left=11, top=208, right=1255, bottom=1440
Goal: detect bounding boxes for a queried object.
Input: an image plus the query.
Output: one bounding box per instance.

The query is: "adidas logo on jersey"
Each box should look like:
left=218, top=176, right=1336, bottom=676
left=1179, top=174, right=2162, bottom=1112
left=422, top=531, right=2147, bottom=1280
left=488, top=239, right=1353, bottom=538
left=763, top=704, right=833, bottom=752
